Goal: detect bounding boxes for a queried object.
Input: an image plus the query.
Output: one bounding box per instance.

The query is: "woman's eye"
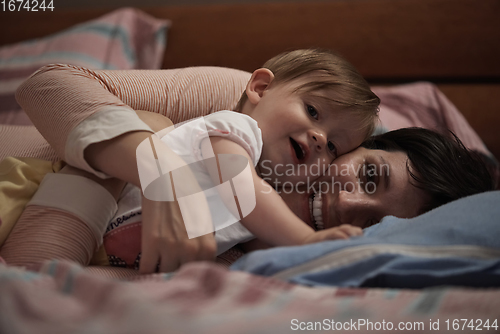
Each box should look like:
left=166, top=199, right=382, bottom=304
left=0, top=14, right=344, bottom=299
left=358, top=163, right=378, bottom=193
left=327, top=141, right=337, bottom=156
left=307, top=105, right=318, bottom=119
left=366, top=165, right=376, bottom=182
left=363, top=164, right=378, bottom=193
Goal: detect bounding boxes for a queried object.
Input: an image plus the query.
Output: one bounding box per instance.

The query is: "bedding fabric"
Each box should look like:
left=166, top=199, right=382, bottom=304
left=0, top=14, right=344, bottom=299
left=232, top=191, right=500, bottom=289
left=1, top=259, right=500, bottom=334
left=373, top=82, right=494, bottom=160
left=0, top=7, right=169, bottom=124
left=373, top=82, right=499, bottom=187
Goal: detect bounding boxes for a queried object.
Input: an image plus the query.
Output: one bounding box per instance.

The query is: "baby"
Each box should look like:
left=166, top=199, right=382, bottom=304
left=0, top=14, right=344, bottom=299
left=5, top=49, right=380, bottom=271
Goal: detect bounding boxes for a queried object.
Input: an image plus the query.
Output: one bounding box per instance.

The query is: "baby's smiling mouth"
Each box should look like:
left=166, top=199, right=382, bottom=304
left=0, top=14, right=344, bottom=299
left=290, top=138, right=305, bottom=162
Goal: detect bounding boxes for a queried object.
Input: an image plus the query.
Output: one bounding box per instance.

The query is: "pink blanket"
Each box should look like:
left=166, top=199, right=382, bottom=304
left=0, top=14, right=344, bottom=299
left=1, top=260, right=499, bottom=334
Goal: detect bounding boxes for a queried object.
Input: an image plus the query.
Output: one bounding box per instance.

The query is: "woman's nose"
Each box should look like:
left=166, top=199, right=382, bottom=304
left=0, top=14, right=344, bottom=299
left=334, top=190, right=375, bottom=226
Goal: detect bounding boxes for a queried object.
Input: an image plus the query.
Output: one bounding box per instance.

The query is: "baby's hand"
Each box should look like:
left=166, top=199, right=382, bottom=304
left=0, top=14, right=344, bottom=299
left=302, top=224, right=363, bottom=245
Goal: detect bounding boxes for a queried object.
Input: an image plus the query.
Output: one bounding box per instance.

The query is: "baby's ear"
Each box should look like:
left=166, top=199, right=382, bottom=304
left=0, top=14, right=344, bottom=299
left=245, top=68, right=274, bottom=105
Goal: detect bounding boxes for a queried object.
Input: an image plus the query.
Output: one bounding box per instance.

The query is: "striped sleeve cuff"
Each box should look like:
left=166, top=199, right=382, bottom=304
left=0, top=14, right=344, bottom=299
left=65, top=107, right=154, bottom=179
left=27, top=173, right=118, bottom=245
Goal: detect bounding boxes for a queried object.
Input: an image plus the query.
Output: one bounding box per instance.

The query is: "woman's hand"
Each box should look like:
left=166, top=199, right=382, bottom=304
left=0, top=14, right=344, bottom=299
left=139, top=194, right=217, bottom=274
left=136, top=112, right=217, bottom=273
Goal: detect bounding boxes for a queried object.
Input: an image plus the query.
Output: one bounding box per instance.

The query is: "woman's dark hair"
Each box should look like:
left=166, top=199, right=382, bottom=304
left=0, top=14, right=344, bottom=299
left=362, top=127, right=496, bottom=214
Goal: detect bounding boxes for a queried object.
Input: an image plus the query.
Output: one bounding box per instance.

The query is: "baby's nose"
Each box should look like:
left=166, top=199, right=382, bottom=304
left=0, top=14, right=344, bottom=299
left=309, top=129, right=326, bottom=150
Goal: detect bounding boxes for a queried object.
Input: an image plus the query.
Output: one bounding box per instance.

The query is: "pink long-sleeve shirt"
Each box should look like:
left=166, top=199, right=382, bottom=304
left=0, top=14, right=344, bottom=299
left=13, top=64, right=251, bottom=175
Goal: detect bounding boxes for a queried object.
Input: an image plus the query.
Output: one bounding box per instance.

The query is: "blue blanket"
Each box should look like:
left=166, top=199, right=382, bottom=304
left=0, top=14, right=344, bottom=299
left=232, top=191, right=500, bottom=288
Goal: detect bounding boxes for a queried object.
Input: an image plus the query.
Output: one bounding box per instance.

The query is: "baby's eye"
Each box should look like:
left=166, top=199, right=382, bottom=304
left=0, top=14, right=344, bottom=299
left=327, top=141, right=337, bottom=156
left=306, top=105, right=318, bottom=119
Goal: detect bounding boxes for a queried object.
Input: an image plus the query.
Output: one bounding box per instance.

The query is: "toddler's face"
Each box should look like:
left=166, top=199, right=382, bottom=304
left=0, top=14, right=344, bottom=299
left=247, top=76, right=368, bottom=186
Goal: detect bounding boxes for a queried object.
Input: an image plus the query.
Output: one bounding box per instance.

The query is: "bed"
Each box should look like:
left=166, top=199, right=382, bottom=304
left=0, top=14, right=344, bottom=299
left=1, top=1, right=499, bottom=333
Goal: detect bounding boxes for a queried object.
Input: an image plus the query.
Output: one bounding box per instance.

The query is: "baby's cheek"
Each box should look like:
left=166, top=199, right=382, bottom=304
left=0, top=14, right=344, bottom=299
left=290, top=160, right=330, bottom=185
left=313, top=158, right=335, bottom=178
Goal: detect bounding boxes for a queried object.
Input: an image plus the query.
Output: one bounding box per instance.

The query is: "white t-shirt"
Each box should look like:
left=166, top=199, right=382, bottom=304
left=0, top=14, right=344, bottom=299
left=106, top=110, right=263, bottom=255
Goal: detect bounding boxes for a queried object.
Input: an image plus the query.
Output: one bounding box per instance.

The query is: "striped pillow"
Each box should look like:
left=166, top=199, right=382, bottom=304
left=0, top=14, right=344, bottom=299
left=0, top=8, right=169, bottom=124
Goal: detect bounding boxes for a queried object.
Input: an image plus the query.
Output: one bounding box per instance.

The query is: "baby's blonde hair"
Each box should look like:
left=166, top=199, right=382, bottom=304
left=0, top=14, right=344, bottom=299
left=236, top=49, right=380, bottom=139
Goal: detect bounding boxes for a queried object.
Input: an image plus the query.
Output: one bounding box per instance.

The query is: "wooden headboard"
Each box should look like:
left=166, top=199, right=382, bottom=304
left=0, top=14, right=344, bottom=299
left=1, top=0, right=499, bottom=159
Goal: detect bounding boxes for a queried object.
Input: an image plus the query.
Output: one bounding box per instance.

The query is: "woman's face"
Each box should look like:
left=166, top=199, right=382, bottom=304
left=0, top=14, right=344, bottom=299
left=279, top=146, right=430, bottom=230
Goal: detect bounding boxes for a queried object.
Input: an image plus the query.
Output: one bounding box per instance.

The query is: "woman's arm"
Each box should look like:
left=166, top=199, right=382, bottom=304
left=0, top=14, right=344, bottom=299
left=16, top=64, right=251, bottom=178
left=15, top=66, right=250, bottom=272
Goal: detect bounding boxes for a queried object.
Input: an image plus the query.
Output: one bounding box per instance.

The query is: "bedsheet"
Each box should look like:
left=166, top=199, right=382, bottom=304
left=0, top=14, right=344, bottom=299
left=232, top=191, right=500, bottom=289
left=1, top=259, right=500, bottom=334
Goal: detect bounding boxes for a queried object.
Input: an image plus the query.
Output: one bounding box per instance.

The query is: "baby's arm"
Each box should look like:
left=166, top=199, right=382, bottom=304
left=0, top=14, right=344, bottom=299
left=240, top=224, right=363, bottom=252
left=202, top=137, right=362, bottom=247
